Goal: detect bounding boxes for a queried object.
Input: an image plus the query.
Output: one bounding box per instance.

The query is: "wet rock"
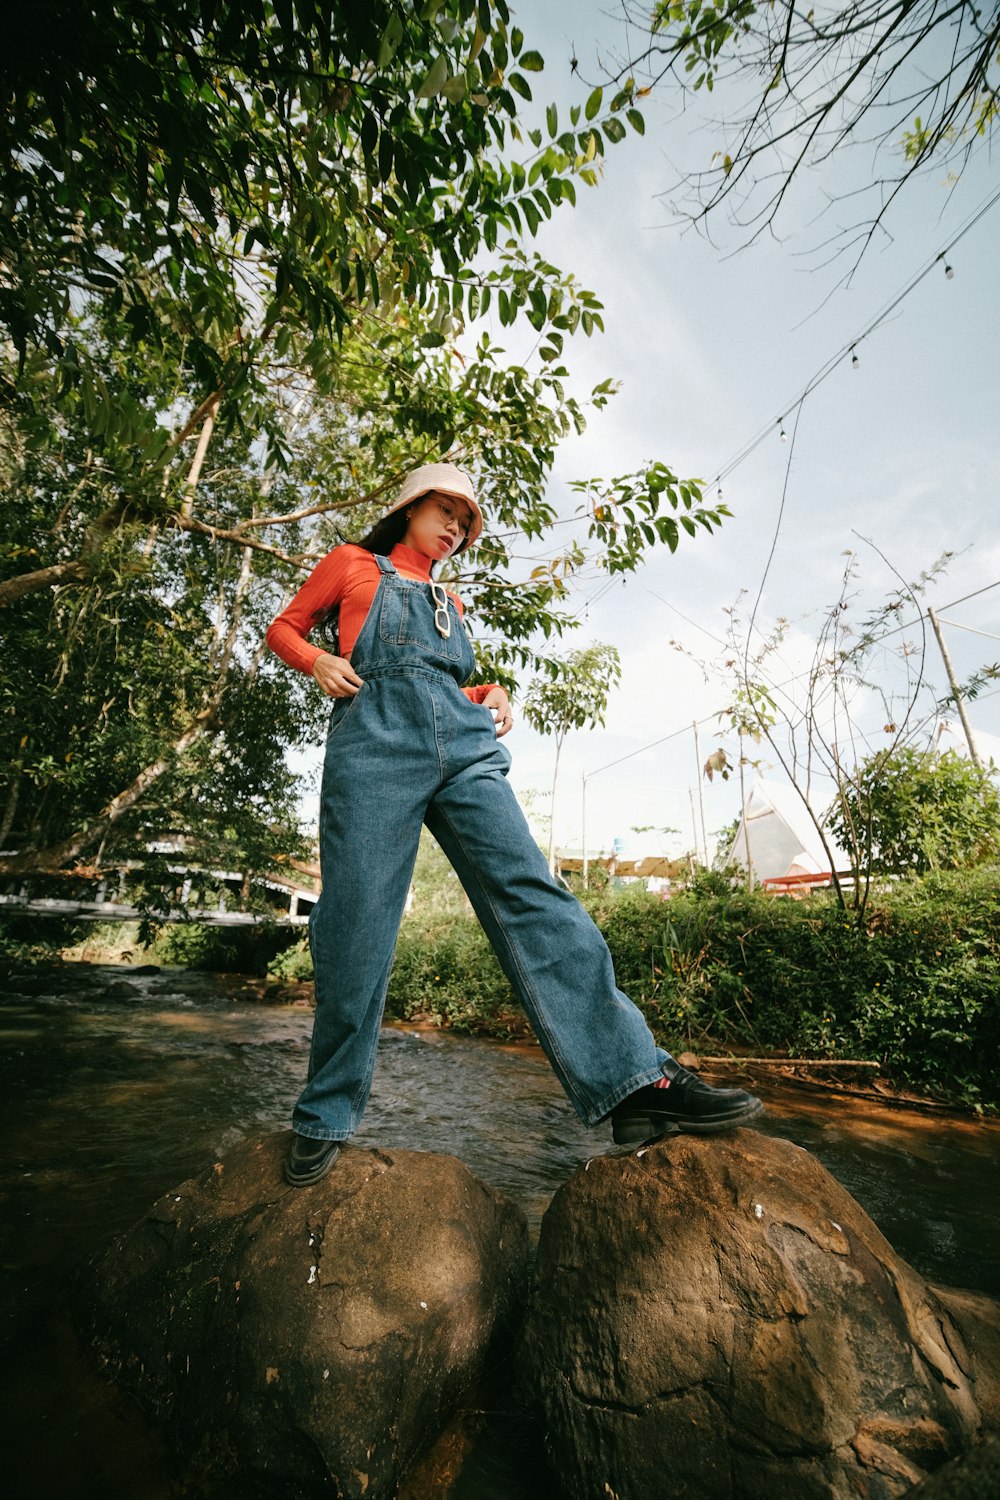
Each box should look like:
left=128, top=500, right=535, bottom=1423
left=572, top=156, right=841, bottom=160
left=77, top=1132, right=529, bottom=1499
left=933, top=1287, right=1000, bottom=1430
left=904, top=1432, right=1000, bottom=1498
left=520, top=1130, right=1000, bottom=1500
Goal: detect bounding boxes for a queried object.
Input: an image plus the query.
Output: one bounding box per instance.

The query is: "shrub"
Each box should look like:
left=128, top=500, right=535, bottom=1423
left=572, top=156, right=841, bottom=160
left=154, top=920, right=301, bottom=976
left=372, top=869, right=1000, bottom=1110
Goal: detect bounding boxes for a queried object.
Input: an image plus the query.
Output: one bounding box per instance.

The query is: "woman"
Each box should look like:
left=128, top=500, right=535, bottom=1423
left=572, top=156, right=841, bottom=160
left=266, top=462, right=762, bottom=1186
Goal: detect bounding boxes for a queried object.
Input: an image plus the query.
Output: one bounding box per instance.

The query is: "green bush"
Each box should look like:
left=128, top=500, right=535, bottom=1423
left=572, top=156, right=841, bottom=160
left=268, top=936, right=314, bottom=981
left=386, top=916, right=529, bottom=1037
left=154, top=920, right=301, bottom=976
left=365, top=869, right=1000, bottom=1111
left=0, top=913, right=84, bottom=968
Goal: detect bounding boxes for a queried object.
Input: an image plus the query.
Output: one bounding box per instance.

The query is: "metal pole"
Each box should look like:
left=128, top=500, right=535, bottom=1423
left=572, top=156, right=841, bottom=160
left=738, top=733, right=754, bottom=888
left=581, top=772, right=589, bottom=890
left=927, top=606, right=982, bottom=770
left=688, top=788, right=699, bottom=867
left=693, top=720, right=708, bottom=865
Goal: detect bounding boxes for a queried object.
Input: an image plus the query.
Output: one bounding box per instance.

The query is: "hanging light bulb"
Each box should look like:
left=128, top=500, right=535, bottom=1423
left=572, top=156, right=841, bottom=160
left=851, top=348, right=860, bottom=369
left=716, top=484, right=723, bottom=501
left=944, top=262, right=955, bottom=280
left=778, top=420, right=788, bottom=443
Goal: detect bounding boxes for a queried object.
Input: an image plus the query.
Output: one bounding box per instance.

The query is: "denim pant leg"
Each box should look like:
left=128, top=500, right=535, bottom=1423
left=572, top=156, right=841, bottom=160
left=295, top=772, right=424, bottom=1141
left=425, top=750, right=670, bottom=1128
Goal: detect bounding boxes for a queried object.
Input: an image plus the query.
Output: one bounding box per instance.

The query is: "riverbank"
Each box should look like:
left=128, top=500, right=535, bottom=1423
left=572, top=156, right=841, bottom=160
left=4, top=864, right=999, bottom=1113
left=2, top=960, right=998, bottom=1498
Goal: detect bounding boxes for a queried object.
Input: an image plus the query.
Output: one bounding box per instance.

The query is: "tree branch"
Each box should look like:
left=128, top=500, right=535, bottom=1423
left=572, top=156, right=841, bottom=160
left=0, top=719, right=209, bottom=876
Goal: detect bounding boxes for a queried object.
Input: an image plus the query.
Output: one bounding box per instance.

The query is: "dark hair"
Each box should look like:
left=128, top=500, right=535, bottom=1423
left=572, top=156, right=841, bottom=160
left=356, top=508, right=410, bottom=556
left=311, top=504, right=430, bottom=653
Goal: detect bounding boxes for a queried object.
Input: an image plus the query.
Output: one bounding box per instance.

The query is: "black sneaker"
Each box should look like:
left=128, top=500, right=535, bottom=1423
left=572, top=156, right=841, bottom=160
left=284, top=1134, right=341, bottom=1187
left=612, top=1059, right=763, bottom=1146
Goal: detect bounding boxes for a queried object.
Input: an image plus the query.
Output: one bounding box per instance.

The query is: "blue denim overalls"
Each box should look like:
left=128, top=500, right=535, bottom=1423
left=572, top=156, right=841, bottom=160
left=295, top=555, right=671, bottom=1141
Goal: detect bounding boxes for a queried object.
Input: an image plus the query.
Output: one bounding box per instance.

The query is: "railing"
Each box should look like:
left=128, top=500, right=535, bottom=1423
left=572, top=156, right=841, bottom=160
left=0, top=859, right=320, bottom=925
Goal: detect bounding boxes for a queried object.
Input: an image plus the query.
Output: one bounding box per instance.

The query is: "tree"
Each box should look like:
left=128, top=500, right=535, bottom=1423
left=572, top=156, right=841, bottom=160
left=0, top=0, right=674, bottom=609
left=681, top=549, right=970, bottom=913
left=522, top=643, right=622, bottom=872
left=826, top=746, right=1000, bottom=877
left=0, top=3, right=732, bottom=884
left=598, top=1, right=1000, bottom=256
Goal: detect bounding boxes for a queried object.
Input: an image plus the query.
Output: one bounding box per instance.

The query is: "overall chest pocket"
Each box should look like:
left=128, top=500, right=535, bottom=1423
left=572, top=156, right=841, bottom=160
left=378, top=582, right=462, bottom=659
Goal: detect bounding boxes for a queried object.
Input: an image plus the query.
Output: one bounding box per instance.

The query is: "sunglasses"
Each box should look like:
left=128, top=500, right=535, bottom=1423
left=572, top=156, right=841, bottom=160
left=429, top=580, right=451, bottom=639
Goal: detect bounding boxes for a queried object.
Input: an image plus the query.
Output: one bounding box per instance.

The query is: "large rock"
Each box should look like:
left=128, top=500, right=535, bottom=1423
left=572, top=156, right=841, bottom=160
left=77, top=1133, right=529, bottom=1498
left=520, top=1130, right=1000, bottom=1500
left=904, top=1432, right=1000, bottom=1498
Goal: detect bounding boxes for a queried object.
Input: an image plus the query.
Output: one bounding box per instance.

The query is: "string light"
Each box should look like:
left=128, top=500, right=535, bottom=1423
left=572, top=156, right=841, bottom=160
left=695, top=187, right=1000, bottom=499
left=490, top=186, right=999, bottom=585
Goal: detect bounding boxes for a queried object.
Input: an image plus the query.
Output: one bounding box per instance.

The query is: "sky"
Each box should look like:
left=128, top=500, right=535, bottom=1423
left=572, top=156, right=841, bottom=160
left=287, top=4, right=1000, bottom=865
left=482, top=1, right=1000, bottom=862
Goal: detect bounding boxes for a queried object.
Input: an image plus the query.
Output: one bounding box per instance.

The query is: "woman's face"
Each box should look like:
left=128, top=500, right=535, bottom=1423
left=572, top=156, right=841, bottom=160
left=402, top=490, right=473, bottom=560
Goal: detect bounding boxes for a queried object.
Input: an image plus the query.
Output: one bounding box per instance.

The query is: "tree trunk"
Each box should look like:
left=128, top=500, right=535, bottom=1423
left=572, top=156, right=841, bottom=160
left=547, top=735, right=564, bottom=875
left=0, top=388, right=225, bottom=610
left=0, top=720, right=209, bottom=876
left=0, top=760, right=22, bottom=848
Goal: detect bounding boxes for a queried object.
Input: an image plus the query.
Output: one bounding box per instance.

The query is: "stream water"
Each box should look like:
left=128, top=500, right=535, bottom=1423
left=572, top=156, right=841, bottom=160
left=1, top=962, right=998, bottom=1498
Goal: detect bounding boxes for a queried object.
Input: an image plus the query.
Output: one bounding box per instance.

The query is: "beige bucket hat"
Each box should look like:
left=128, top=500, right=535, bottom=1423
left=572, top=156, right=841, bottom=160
left=381, top=462, right=483, bottom=551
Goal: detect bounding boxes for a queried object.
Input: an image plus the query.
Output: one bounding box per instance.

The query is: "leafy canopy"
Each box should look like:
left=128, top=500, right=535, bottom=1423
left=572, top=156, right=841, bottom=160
left=827, top=747, right=1000, bottom=877
left=522, top=643, right=624, bottom=746
left=0, top=2, right=731, bottom=881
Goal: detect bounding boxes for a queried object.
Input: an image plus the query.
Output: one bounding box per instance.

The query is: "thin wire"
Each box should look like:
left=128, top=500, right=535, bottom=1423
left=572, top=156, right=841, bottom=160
left=866, top=578, right=1000, bottom=646
left=933, top=617, right=1000, bottom=643
left=490, top=187, right=1000, bottom=593
left=586, top=579, right=1000, bottom=783
left=746, top=400, right=805, bottom=657
left=709, top=184, right=1000, bottom=489
left=642, top=587, right=729, bottom=647
left=588, top=722, right=693, bottom=777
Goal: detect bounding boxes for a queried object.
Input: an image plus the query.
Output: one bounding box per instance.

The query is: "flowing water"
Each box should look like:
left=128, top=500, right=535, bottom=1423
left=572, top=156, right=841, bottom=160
left=1, top=962, right=998, bottom=1498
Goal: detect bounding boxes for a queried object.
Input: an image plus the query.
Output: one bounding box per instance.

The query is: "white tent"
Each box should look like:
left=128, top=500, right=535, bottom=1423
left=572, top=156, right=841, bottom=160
left=726, top=779, right=847, bottom=885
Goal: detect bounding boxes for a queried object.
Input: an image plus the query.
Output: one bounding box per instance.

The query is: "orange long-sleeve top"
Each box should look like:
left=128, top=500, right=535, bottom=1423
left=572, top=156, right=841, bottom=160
left=265, top=541, right=497, bottom=704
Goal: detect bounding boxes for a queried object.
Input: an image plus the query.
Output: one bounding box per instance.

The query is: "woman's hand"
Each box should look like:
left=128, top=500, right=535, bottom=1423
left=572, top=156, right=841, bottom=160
left=481, top=686, right=513, bottom=738
left=311, top=652, right=365, bottom=699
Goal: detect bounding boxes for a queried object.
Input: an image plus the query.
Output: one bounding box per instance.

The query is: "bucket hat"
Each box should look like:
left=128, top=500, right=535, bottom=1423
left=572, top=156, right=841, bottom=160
left=381, top=462, right=483, bottom=551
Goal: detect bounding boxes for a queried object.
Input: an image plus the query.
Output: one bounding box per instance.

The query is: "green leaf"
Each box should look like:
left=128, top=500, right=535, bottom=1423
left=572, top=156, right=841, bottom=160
left=626, top=109, right=645, bottom=135
left=508, top=73, right=532, bottom=101
left=585, top=87, right=603, bottom=121
left=519, top=50, right=544, bottom=72
left=546, top=102, right=558, bottom=137
left=377, top=12, right=405, bottom=68
left=417, top=53, right=450, bottom=99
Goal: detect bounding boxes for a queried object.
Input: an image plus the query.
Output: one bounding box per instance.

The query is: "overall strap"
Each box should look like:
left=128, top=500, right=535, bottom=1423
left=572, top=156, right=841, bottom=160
left=374, top=554, right=396, bottom=575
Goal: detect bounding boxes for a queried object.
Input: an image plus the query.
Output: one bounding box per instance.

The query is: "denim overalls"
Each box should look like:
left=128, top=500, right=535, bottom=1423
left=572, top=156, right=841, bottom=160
left=295, top=555, right=670, bottom=1141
